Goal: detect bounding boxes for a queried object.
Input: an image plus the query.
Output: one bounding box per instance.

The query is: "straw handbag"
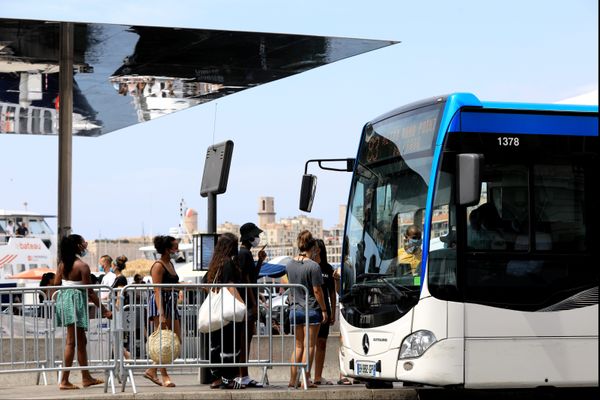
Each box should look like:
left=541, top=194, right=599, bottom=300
left=147, top=328, right=181, bottom=364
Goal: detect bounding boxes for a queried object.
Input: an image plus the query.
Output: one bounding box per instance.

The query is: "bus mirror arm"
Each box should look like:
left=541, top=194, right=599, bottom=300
left=457, top=153, right=484, bottom=206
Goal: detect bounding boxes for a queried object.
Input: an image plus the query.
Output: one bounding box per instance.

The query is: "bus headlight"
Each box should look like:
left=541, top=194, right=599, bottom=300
left=399, top=330, right=437, bottom=359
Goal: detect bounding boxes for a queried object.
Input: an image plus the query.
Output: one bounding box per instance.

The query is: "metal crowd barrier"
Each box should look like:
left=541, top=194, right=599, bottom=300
left=1, top=282, right=314, bottom=394
left=117, top=283, right=311, bottom=393
left=0, top=285, right=117, bottom=393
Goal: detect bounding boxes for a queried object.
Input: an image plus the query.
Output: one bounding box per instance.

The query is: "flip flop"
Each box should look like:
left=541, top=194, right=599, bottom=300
left=142, top=373, right=162, bottom=387
left=304, top=381, right=318, bottom=389
left=82, top=378, right=104, bottom=388
left=162, top=380, right=176, bottom=388
left=337, top=377, right=352, bottom=385
left=59, top=383, right=80, bottom=390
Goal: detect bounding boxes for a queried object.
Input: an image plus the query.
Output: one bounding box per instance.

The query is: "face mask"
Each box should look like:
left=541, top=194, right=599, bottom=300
left=80, top=249, right=88, bottom=257
left=170, top=250, right=180, bottom=260
left=250, top=237, right=261, bottom=248
left=98, top=264, right=104, bottom=273
left=405, top=238, right=422, bottom=254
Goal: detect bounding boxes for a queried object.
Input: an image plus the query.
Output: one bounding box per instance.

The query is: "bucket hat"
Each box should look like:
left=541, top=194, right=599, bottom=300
left=240, top=222, right=263, bottom=242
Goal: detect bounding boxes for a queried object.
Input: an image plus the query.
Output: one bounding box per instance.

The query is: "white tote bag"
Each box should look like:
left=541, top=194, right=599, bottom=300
left=198, top=286, right=246, bottom=333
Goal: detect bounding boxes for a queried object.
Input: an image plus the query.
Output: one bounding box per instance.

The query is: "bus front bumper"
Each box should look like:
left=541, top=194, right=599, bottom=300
left=340, top=337, right=464, bottom=386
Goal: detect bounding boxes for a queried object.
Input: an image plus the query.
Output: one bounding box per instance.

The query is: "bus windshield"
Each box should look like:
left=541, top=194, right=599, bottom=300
left=341, top=103, right=443, bottom=328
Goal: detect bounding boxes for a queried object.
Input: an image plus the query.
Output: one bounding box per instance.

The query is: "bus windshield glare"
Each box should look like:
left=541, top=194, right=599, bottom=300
left=341, top=103, right=443, bottom=328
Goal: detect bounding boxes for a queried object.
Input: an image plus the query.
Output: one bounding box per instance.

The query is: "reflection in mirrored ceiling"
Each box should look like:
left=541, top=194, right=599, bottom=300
left=0, top=18, right=397, bottom=137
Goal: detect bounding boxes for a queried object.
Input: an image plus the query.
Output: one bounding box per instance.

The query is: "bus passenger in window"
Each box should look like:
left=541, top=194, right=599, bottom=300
left=468, top=203, right=506, bottom=250
left=396, top=225, right=423, bottom=276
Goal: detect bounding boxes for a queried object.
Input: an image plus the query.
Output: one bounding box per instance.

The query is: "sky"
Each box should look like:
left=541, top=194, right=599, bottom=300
left=1, top=0, right=598, bottom=240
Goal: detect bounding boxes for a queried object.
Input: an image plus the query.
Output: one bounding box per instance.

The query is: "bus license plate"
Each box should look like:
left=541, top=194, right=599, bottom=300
left=356, top=361, right=377, bottom=377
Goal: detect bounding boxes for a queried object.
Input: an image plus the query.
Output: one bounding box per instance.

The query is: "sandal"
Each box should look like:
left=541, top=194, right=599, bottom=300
left=162, top=380, right=176, bottom=388
left=337, top=377, right=352, bottom=385
left=82, top=378, right=104, bottom=388
left=59, top=383, right=80, bottom=390
left=305, top=380, right=318, bottom=389
left=210, top=379, right=222, bottom=389
left=142, top=372, right=162, bottom=387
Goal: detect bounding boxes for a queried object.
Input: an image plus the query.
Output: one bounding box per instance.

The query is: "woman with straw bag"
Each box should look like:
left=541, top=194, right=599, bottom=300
left=143, top=235, right=181, bottom=388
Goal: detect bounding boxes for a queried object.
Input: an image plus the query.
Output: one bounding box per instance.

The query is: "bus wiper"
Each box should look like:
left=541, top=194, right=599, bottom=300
left=356, top=272, right=391, bottom=281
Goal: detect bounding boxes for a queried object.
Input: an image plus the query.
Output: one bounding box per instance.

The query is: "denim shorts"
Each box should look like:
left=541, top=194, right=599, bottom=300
left=289, top=307, right=321, bottom=325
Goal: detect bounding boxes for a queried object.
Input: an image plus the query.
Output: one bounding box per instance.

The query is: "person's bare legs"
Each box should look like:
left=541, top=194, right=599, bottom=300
left=239, top=317, right=256, bottom=381
left=144, top=316, right=180, bottom=387
left=75, top=327, right=102, bottom=386
left=289, top=325, right=305, bottom=386
left=304, top=325, right=320, bottom=386
left=314, top=336, right=327, bottom=383
left=59, top=325, right=78, bottom=389
left=159, top=318, right=180, bottom=387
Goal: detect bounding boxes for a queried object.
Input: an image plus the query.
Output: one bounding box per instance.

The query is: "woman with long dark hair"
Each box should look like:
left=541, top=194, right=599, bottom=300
left=312, top=239, right=336, bottom=385
left=54, top=234, right=112, bottom=390
left=206, top=232, right=246, bottom=389
left=143, top=235, right=181, bottom=388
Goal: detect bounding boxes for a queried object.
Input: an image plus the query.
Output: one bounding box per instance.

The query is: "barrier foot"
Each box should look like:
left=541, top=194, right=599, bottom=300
left=261, top=366, right=269, bottom=386
left=108, top=370, right=116, bottom=394
left=300, top=367, right=308, bottom=391
left=127, top=369, right=136, bottom=394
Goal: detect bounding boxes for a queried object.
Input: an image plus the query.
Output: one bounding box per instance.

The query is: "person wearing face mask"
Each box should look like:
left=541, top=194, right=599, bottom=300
left=397, top=225, right=423, bottom=276
left=99, top=255, right=116, bottom=301
left=144, top=235, right=181, bottom=388
left=53, top=234, right=112, bottom=390
left=236, top=222, right=267, bottom=387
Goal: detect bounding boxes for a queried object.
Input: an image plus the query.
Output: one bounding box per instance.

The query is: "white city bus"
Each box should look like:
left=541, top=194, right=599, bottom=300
left=328, top=93, right=598, bottom=389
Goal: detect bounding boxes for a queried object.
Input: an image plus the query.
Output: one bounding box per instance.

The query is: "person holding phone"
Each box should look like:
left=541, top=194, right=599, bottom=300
left=236, top=222, right=267, bottom=387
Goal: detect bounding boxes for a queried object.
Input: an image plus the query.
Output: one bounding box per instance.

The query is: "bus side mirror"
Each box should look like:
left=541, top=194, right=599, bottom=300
left=299, top=174, right=317, bottom=212
left=457, top=154, right=483, bottom=206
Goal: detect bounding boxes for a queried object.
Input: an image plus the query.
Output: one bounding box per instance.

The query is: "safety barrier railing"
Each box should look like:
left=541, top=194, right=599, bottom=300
left=117, top=283, right=311, bottom=393
left=0, top=285, right=117, bottom=393
left=0, top=286, right=52, bottom=385
left=1, top=282, right=313, bottom=394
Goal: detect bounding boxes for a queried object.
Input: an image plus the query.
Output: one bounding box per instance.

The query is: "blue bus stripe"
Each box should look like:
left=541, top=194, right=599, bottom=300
left=453, top=112, right=598, bottom=136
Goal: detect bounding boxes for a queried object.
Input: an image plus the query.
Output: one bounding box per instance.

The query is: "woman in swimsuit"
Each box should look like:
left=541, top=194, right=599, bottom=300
left=143, top=235, right=181, bottom=388
left=54, top=234, right=112, bottom=390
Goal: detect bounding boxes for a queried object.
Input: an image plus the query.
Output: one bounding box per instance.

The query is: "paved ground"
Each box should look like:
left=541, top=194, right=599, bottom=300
left=0, top=373, right=416, bottom=399
left=2, top=375, right=599, bottom=400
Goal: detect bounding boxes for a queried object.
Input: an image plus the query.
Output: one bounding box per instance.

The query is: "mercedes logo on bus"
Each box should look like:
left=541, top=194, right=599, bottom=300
left=362, top=333, right=370, bottom=354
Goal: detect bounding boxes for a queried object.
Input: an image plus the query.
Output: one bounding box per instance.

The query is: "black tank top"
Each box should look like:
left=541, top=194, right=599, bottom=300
left=154, top=261, right=179, bottom=284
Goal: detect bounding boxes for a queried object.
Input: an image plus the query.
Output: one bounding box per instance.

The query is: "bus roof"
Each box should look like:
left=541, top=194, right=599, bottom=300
left=368, top=93, right=598, bottom=126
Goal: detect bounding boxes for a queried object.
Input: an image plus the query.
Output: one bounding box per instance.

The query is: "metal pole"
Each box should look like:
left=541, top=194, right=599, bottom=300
left=207, top=193, right=217, bottom=233
left=58, top=22, right=73, bottom=240
left=200, top=191, right=217, bottom=384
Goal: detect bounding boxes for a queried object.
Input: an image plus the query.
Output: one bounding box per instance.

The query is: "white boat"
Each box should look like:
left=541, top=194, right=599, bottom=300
left=0, top=209, right=57, bottom=285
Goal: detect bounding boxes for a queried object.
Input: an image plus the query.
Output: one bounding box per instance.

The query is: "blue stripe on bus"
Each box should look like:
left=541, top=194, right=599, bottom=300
left=481, top=101, right=597, bottom=113
left=452, top=112, right=598, bottom=136
left=422, top=95, right=478, bottom=291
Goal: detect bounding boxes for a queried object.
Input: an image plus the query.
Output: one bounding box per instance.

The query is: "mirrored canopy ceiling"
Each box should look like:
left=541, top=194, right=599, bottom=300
left=0, top=18, right=397, bottom=137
